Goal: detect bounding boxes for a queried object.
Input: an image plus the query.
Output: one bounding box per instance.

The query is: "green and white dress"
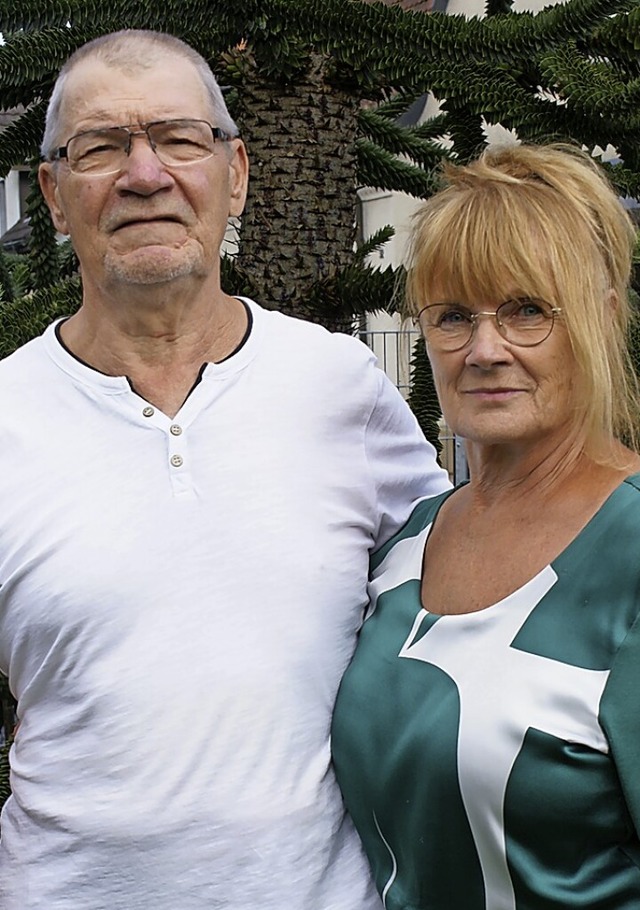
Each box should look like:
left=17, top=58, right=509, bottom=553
left=332, top=474, right=640, bottom=909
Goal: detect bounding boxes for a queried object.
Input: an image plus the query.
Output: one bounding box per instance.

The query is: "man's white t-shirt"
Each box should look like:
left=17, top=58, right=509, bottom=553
left=0, top=299, right=449, bottom=909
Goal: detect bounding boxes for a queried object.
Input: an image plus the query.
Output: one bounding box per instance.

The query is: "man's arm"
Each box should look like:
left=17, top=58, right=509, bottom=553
left=364, top=366, right=451, bottom=550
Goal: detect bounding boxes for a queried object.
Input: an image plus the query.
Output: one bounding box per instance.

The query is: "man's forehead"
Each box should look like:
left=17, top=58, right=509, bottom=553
left=59, top=55, right=211, bottom=128
left=61, top=53, right=201, bottom=96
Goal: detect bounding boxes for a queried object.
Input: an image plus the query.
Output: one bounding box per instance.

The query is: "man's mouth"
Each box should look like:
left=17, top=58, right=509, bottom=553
left=113, top=215, right=182, bottom=231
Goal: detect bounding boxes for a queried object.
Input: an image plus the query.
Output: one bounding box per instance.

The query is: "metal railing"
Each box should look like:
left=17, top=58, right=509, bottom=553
left=357, top=328, right=417, bottom=398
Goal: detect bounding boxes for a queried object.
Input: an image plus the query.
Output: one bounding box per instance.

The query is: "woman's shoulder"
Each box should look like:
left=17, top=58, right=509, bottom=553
left=604, top=471, right=640, bottom=519
left=621, top=471, right=640, bottom=494
left=371, top=485, right=455, bottom=571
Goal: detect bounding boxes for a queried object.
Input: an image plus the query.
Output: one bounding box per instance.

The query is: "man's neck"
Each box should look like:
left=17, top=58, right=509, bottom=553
left=59, top=289, right=249, bottom=417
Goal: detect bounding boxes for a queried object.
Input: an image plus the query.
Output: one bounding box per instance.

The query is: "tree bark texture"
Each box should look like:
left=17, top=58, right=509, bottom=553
left=236, top=56, right=361, bottom=329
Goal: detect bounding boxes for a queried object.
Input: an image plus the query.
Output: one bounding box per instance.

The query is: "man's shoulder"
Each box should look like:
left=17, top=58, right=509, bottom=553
left=0, top=328, right=48, bottom=363
left=246, top=298, right=375, bottom=367
left=0, top=326, right=51, bottom=389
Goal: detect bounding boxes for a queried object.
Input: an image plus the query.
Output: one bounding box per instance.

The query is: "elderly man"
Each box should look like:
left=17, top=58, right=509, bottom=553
left=0, top=29, right=449, bottom=910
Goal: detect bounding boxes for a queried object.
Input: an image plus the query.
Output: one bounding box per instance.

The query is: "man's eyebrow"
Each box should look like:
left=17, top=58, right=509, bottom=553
left=71, top=112, right=140, bottom=130
left=75, top=110, right=117, bottom=123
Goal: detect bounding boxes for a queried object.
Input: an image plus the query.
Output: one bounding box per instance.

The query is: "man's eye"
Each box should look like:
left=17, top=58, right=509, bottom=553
left=79, top=142, right=117, bottom=157
left=164, top=134, right=199, bottom=146
left=159, top=127, right=206, bottom=148
left=73, top=134, right=123, bottom=159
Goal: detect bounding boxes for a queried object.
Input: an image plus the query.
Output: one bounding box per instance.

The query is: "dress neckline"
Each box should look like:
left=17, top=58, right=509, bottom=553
left=418, top=472, right=640, bottom=619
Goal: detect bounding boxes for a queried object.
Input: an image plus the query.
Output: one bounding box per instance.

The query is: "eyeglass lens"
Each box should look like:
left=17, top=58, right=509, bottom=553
left=418, top=298, right=557, bottom=350
left=65, top=120, right=218, bottom=174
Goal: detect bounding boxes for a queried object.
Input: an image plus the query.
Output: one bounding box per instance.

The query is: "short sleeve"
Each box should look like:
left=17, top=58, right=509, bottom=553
left=365, top=366, right=450, bottom=550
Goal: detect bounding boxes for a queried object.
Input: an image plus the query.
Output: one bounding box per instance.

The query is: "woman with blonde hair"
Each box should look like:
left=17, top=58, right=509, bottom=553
left=332, top=143, right=640, bottom=909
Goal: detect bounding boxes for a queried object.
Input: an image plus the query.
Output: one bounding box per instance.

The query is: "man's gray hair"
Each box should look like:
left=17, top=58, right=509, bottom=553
left=41, top=29, right=239, bottom=160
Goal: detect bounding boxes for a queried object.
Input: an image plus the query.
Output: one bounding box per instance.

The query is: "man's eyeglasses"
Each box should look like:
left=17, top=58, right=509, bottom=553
left=51, top=119, right=232, bottom=176
left=415, top=298, right=563, bottom=352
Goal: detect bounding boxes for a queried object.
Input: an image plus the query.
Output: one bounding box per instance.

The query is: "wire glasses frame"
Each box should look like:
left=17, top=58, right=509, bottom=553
left=415, top=298, right=563, bottom=352
left=51, top=119, right=233, bottom=176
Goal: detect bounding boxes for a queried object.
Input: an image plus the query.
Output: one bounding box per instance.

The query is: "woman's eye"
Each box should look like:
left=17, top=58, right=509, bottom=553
left=514, top=299, right=545, bottom=319
left=522, top=302, right=542, bottom=316
left=439, top=309, right=468, bottom=326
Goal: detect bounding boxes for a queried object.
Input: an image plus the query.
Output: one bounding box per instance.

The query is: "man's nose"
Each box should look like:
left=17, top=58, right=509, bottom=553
left=115, top=134, right=174, bottom=194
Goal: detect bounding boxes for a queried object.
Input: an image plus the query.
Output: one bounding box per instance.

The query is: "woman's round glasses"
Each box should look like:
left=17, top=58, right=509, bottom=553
left=415, top=297, right=562, bottom=352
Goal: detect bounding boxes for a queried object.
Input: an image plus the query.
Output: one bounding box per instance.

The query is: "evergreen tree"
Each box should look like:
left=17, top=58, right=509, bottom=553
left=0, top=0, right=639, bottom=332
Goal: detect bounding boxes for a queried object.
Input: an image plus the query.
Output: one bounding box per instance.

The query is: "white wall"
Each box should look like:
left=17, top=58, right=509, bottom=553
left=358, top=186, right=424, bottom=394
left=447, top=0, right=565, bottom=15
left=4, top=170, right=21, bottom=231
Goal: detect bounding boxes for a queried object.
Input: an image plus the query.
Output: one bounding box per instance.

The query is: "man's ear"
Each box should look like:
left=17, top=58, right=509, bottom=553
left=227, top=139, right=249, bottom=218
left=38, top=162, right=70, bottom=236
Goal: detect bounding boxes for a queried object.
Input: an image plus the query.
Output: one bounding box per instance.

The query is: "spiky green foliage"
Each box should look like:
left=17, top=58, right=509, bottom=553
left=0, top=277, right=81, bottom=356
left=1, top=0, right=639, bottom=327
left=357, top=137, right=444, bottom=196
left=358, top=108, right=452, bottom=170
left=3, top=252, right=34, bottom=299
left=0, top=247, right=16, bottom=302
left=0, top=671, right=15, bottom=822
left=408, top=339, right=443, bottom=459
left=0, top=735, right=12, bottom=820
left=25, top=161, right=59, bottom=290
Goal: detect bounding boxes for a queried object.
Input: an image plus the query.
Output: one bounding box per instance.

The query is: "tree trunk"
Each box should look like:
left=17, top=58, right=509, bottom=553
left=236, top=55, right=361, bottom=331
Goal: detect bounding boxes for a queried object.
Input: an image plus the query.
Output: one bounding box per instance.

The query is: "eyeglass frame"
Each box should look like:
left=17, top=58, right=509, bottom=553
left=48, top=119, right=233, bottom=174
left=415, top=298, right=563, bottom=352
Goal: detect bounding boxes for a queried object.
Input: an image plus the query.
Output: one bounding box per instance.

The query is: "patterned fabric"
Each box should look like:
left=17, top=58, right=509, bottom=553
left=332, top=475, right=640, bottom=909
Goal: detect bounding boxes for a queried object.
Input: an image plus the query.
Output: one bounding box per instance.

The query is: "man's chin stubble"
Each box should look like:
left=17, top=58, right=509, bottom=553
left=104, top=250, right=204, bottom=286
